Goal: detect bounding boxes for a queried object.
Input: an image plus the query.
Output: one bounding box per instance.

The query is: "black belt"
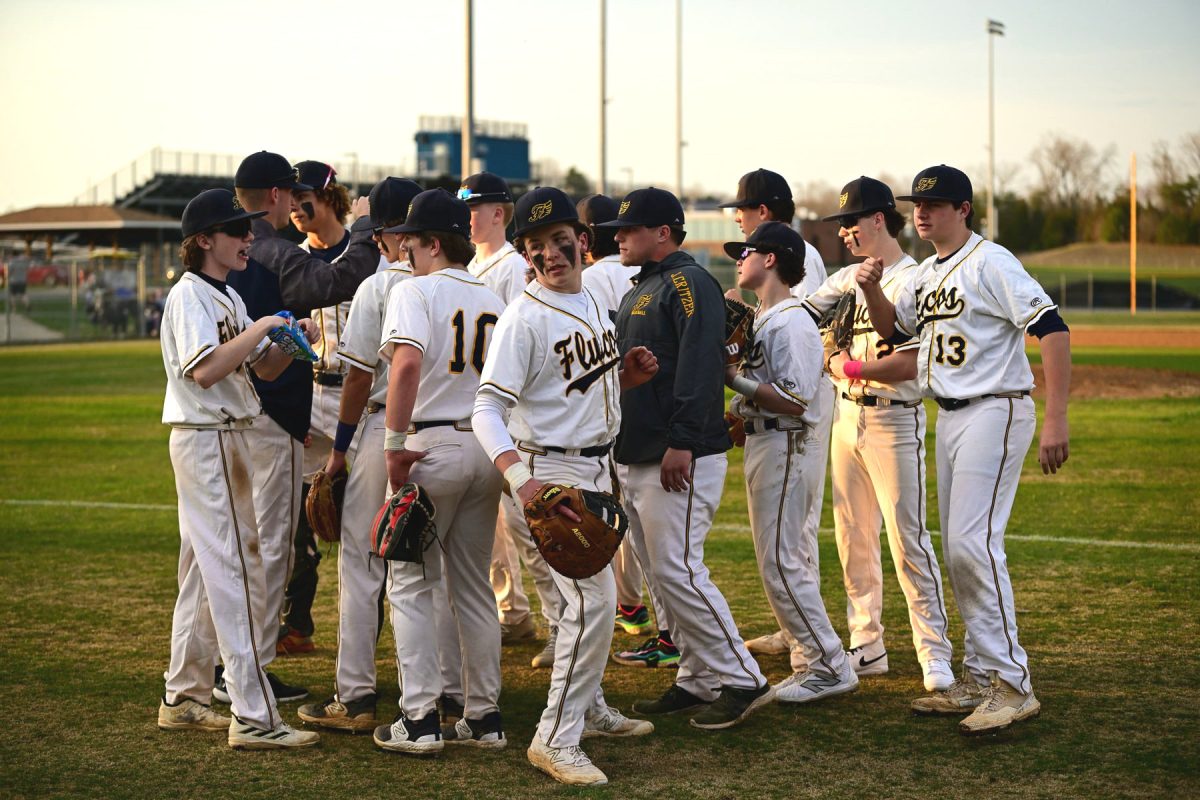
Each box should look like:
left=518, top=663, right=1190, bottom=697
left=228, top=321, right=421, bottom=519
left=314, top=372, right=344, bottom=387
left=366, top=402, right=385, bottom=414
left=934, top=391, right=1030, bottom=412
left=841, top=392, right=921, bottom=408
left=743, top=419, right=806, bottom=436
left=519, top=441, right=613, bottom=458
left=408, top=419, right=472, bottom=432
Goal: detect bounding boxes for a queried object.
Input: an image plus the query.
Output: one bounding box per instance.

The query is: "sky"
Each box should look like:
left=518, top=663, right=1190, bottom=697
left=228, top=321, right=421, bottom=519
left=1, top=0, right=1198, bottom=214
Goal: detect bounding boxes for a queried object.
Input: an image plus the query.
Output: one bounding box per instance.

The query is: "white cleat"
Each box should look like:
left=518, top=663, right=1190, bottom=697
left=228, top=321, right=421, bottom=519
left=958, top=673, right=1040, bottom=735
left=158, top=697, right=231, bottom=731
left=922, top=659, right=956, bottom=692
left=745, top=630, right=792, bottom=656
left=582, top=705, right=654, bottom=738
left=528, top=735, right=608, bottom=786
left=227, top=717, right=319, bottom=750
left=774, top=663, right=860, bottom=705
left=846, top=641, right=888, bottom=676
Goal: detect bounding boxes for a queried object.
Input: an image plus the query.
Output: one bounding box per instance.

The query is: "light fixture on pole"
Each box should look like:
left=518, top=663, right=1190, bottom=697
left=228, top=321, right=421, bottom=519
left=987, top=18, right=1005, bottom=242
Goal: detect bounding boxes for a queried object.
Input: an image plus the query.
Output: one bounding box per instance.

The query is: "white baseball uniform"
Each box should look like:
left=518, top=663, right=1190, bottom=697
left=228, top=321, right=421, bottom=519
left=892, top=232, right=1054, bottom=694
left=381, top=268, right=506, bottom=722
left=469, top=242, right=529, bottom=305
left=473, top=281, right=622, bottom=749
left=160, top=271, right=280, bottom=731
left=803, top=257, right=953, bottom=668
left=732, top=297, right=850, bottom=678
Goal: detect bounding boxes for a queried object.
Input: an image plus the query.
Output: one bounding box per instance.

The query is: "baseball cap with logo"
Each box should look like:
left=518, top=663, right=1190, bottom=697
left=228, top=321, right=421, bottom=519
left=383, top=188, right=471, bottom=238
left=512, top=186, right=588, bottom=239
left=181, top=189, right=267, bottom=238
left=294, top=161, right=338, bottom=191
left=718, top=168, right=792, bottom=209
left=722, top=221, right=807, bottom=263
left=576, top=194, right=619, bottom=228
left=235, top=151, right=312, bottom=190
left=457, top=171, right=513, bottom=204
left=596, top=187, right=686, bottom=230
left=822, top=176, right=896, bottom=222
left=368, top=178, right=424, bottom=229
left=896, top=165, right=973, bottom=205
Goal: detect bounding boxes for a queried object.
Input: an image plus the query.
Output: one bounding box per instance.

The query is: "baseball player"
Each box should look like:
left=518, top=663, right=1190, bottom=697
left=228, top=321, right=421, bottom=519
left=857, top=165, right=1071, bottom=734
left=158, top=188, right=319, bottom=750
left=720, top=169, right=833, bottom=663
left=371, top=189, right=507, bottom=755
left=603, top=187, right=773, bottom=730
left=472, top=186, right=657, bottom=786
left=296, top=177, right=422, bottom=732
left=723, top=221, right=859, bottom=703
left=807, top=176, right=955, bottom=692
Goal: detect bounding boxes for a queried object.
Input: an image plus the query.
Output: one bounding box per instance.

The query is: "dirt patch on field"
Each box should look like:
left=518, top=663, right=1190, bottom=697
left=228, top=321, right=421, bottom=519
left=1064, top=327, right=1200, bottom=348
left=1031, top=364, right=1200, bottom=400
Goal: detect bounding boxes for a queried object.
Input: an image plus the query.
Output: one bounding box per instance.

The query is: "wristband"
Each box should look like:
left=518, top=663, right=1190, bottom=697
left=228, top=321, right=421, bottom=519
left=843, top=360, right=864, bottom=380
left=333, top=420, right=358, bottom=453
left=503, top=461, right=533, bottom=493
left=730, top=375, right=759, bottom=398
left=383, top=428, right=407, bottom=451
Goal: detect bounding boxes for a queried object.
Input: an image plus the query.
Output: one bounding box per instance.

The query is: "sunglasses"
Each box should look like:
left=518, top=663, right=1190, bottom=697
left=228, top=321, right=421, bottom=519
left=212, top=218, right=253, bottom=238
left=456, top=188, right=479, bottom=201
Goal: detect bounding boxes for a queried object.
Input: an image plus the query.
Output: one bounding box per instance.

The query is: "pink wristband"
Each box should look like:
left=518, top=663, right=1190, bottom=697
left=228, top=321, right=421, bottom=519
left=843, top=360, right=864, bottom=380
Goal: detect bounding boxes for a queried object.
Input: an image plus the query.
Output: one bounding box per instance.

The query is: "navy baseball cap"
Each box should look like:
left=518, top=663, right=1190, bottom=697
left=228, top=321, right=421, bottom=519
left=718, top=168, right=792, bottom=208
left=822, top=176, right=896, bottom=222
left=368, top=178, right=424, bottom=228
left=181, top=189, right=267, bottom=238
left=383, top=188, right=471, bottom=238
left=512, top=186, right=589, bottom=239
left=457, top=172, right=513, bottom=204
left=596, top=187, right=685, bottom=229
left=235, top=151, right=312, bottom=190
left=294, top=160, right=337, bottom=191
left=896, top=165, right=973, bottom=205
left=723, top=221, right=806, bottom=262
left=576, top=194, right=619, bottom=228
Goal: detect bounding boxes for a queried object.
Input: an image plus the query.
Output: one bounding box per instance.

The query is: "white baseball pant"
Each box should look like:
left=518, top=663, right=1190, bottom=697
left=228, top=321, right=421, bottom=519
left=490, top=513, right=532, bottom=626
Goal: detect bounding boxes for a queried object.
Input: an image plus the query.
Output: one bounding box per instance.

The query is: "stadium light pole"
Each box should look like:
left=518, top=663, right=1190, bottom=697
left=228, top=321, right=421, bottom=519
left=462, top=0, right=475, bottom=180
left=599, top=0, right=607, bottom=195
left=675, top=0, right=684, bottom=204
left=987, top=18, right=1005, bottom=242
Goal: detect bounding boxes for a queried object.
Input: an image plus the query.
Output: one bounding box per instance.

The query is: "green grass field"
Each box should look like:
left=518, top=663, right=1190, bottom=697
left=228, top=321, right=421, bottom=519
left=1, top=341, right=1197, bottom=799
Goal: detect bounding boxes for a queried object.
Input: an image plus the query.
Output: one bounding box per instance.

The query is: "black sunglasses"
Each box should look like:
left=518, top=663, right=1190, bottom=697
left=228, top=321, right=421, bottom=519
left=211, top=218, right=253, bottom=238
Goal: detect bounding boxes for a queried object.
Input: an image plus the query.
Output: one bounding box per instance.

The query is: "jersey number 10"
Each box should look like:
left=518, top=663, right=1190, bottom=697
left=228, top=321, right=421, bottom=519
left=449, top=310, right=499, bottom=375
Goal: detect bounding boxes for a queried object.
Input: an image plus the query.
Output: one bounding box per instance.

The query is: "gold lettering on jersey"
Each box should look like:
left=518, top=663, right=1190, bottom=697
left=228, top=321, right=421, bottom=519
left=529, top=200, right=553, bottom=222
left=914, top=284, right=966, bottom=331
left=915, top=177, right=938, bottom=192
left=630, top=293, right=653, bottom=317
left=839, top=192, right=849, bottom=208
left=743, top=338, right=765, bottom=370
left=669, top=272, right=695, bottom=318
left=553, top=329, right=619, bottom=381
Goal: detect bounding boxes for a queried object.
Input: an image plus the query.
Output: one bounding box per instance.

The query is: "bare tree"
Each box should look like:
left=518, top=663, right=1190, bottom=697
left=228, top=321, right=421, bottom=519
left=1178, top=130, right=1200, bottom=178
left=1030, top=132, right=1116, bottom=209
left=793, top=179, right=839, bottom=220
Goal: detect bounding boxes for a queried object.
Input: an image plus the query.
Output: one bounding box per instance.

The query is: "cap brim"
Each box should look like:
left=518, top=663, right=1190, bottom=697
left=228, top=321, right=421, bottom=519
left=895, top=194, right=963, bottom=203
left=820, top=205, right=890, bottom=222
left=283, top=180, right=314, bottom=191
left=382, top=222, right=469, bottom=237
left=717, top=198, right=755, bottom=209
left=460, top=193, right=511, bottom=204
left=722, top=241, right=749, bottom=259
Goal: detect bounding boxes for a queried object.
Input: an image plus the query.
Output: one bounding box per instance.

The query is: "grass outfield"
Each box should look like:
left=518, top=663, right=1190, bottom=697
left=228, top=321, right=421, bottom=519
left=0, top=342, right=1197, bottom=799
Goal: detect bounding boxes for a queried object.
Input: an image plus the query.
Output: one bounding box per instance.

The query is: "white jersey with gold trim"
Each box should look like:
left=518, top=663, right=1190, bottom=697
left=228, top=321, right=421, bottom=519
left=468, top=242, right=527, bottom=305
left=336, top=263, right=413, bottom=405
left=894, top=233, right=1055, bottom=399
left=733, top=297, right=823, bottom=427
left=380, top=268, right=504, bottom=422
left=581, top=254, right=639, bottom=318
left=160, top=272, right=267, bottom=427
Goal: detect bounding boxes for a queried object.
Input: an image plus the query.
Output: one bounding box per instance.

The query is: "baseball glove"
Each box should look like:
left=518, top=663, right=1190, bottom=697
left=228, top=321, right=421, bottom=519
left=724, top=297, right=754, bottom=366
left=370, top=483, right=437, bottom=563
left=306, top=465, right=347, bottom=543
left=523, top=484, right=628, bottom=579
left=268, top=310, right=318, bottom=362
left=821, top=291, right=857, bottom=370
left=725, top=411, right=746, bottom=448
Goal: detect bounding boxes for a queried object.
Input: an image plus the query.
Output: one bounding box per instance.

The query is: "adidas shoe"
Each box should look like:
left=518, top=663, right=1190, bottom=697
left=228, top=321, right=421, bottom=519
left=582, top=705, right=654, bottom=738
left=774, top=663, right=859, bottom=705
left=922, top=658, right=956, bottom=692
left=911, top=678, right=986, bottom=715
left=228, top=717, right=320, bottom=750
left=689, top=684, right=775, bottom=730
left=631, top=684, right=708, bottom=715
left=847, top=641, right=888, bottom=676
left=527, top=734, right=607, bottom=786
left=614, top=604, right=654, bottom=636
left=373, top=710, right=443, bottom=755
left=958, top=673, right=1040, bottom=735
left=297, top=693, right=377, bottom=732
left=531, top=628, right=557, bottom=669
left=276, top=627, right=315, bottom=656
left=612, top=634, right=680, bottom=668
left=443, top=711, right=507, bottom=749
left=158, top=696, right=231, bottom=731
left=745, top=630, right=792, bottom=656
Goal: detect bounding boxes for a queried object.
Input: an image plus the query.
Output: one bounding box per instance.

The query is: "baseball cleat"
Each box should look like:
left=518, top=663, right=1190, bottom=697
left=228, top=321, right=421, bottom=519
left=297, top=693, right=377, bottom=732
left=911, top=679, right=986, bottom=715
left=689, top=683, right=775, bottom=730
left=582, top=705, right=654, bottom=738
left=612, top=634, right=680, bottom=668
left=499, top=616, right=537, bottom=644
left=158, top=696, right=231, bottom=731
left=614, top=604, right=654, bottom=636
left=631, top=684, right=709, bottom=715
left=442, top=711, right=507, bottom=749
left=922, top=659, right=956, bottom=692
left=745, top=630, right=792, bottom=656
left=847, top=641, right=888, bottom=676
left=958, top=674, right=1040, bottom=735
left=774, top=664, right=859, bottom=705
left=531, top=628, right=557, bottom=669
left=437, top=694, right=465, bottom=724
left=266, top=671, right=308, bottom=703
left=527, top=735, right=608, bottom=786
left=373, top=710, right=443, bottom=755
left=228, top=717, right=320, bottom=750
left=276, top=628, right=315, bottom=656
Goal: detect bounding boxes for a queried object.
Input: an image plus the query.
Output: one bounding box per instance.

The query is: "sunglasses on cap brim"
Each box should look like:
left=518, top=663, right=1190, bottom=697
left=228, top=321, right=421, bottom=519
left=210, top=218, right=253, bottom=238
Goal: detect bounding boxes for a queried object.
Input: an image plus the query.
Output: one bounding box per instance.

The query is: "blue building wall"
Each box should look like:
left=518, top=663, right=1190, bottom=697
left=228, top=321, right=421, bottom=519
left=415, top=131, right=530, bottom=182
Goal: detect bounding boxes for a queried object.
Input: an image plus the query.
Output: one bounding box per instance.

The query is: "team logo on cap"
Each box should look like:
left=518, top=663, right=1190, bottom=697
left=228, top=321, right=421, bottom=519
left=915, top=177, right=939, bottom=192
left=231, top=195, right=242, bottom=210
left=407, top=201, right=415, bottom=217
left=529, top=200, right=553, bottom=222
left=619, top=201, right=631, bottom=215
left=839, top=193, right=848, bottom=208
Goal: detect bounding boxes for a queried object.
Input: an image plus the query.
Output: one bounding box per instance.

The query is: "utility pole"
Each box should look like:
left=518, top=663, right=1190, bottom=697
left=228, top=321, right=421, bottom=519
left=987, top=19, right=1005, bottom=241
left=675, top=0, right=683, bottom=203
left=462, top=0, right=475, bottom=180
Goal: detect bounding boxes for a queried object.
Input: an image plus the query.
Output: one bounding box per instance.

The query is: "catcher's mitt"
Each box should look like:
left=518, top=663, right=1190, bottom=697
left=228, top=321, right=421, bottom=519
left=523, top=484, right=628, bottom=579
left=306, top=466, right=347, bottom=543
left=268, top=310, right=318, bottom=362
left=725, top=411, right=746, bottom=448
left=821, top=291, right=857, bottom=371
left=724, top=297, right=754, bottom=366
left=370, top=483, right=437, bottom=563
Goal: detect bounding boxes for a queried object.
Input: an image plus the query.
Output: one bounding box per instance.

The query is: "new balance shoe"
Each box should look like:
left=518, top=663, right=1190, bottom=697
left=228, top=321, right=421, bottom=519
left=443, top=711, right=507, bottom=749
left=276, top=627, right=315, bottom=656
left=158, top=696, right=231, bottom=731
left=582, top=705, right=654, bottom=738
left=297, top=693, right=377, bottom=732
left=958, top=673, right=1040, bottom=735
left=438, top=694, right=465, bottom=724
left=847, top=641, right=888, bottom=676
left=911, top=678, right=986, bottom=715
left=745, top=630, right=791, bottom=656
left=689, top=684, right=775, bottom=730
left=922, top=659, right=956, bottom=692
left=612, top=634, right=679, bottom=668
left=631, top=684, right=709, bottom=715
left=373, top=710, right=443, bottom=755
left=614, top=604, right=654, bottom=636
left=527, top=735, right=607, bottom=786
left=500, top=616, right=537, bottom=644
left=267, top=672, right=308, bottom=703
left=531, top=628, right=557, bottom=669
left=228, top=717, right=320, bottom=750
left=774, top=663, right=859, bottom=705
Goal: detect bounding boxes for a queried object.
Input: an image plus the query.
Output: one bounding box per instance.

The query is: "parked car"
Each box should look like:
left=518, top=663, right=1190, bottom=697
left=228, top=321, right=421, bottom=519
left=27, top=264, right=70, bottom=287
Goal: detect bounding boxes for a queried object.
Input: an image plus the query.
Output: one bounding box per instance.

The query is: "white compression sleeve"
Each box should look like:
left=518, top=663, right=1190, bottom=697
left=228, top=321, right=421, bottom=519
left=471, top=389, right=518, bottom=463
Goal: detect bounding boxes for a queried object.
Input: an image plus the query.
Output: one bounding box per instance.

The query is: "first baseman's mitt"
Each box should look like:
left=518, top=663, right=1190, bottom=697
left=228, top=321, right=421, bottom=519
left=725, top=411, right=746, bottom=448
left=822, top=291, right=857, bottom=370
left=268, top=310, right=318, bottom=362
left=306, top=466, right=347, bottom=543
left=370, top=483, right=437, bottom=563
left=523, top=484, right=628, bottom=579
left=724, top=297, right=754, bottom=366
